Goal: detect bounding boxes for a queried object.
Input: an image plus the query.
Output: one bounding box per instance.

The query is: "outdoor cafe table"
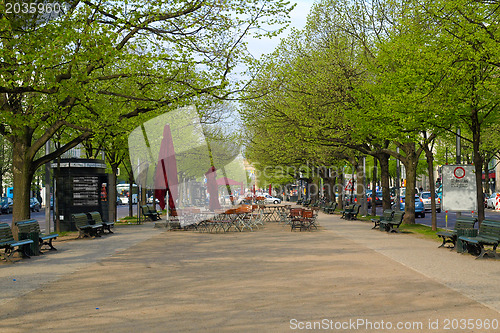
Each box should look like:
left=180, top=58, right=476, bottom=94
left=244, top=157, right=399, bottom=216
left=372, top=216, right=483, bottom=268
left=258, top=204, right=286, bottom=222
left=196, top=209, right=252, bottom=233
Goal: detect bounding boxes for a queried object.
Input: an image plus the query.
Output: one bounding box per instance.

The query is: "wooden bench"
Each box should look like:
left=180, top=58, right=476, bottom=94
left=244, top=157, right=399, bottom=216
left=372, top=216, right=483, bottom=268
left=72, top=213, right=103, bottom=238
left=15, top=219, right=59, bottom=252
left=458, top=219, right=500, bottom=259
left=141, top=205, right=161, bottom=221
left=371, top=209, right=394, bottom=229
left=0, top=223, right=34, bottom=262
left=87, top=212, right=114, bottom=234
left=322, top=202, right=337, bottom=214
left=436, top=217, right=477, bottom=249
left=379, top=211, right=405, bottom=232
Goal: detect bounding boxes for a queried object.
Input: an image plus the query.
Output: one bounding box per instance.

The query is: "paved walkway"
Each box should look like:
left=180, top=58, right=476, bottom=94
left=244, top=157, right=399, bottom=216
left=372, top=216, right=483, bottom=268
left=0, top=213, right=499, bottom=332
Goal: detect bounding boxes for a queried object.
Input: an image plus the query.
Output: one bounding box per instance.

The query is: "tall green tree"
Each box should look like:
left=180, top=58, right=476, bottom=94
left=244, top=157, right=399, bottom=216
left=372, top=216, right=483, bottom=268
left=0, top=0, right=294, bottom=229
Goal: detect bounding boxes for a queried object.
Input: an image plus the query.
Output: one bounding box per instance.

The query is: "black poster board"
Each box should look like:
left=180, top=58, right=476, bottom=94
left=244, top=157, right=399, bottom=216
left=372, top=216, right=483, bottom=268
left=53, top=159, right=109, bottom=231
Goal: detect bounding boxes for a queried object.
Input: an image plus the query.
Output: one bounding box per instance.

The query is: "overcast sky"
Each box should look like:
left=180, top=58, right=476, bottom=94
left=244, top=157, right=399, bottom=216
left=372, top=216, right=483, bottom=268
left=246, top=0, right=315, bottom=58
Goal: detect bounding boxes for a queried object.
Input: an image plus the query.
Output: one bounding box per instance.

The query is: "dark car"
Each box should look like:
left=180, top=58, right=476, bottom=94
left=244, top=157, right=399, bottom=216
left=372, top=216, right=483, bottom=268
left=367, top=191, right=383, bottom=208
left=1, top=197, right=13, bottom=214
left=30, top=197, right=41, bottom=212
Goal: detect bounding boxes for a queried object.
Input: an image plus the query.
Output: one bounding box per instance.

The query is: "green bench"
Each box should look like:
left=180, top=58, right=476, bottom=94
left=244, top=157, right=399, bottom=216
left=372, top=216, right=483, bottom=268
left=341, top=204, right=360, bottom=220
left=371, top=209, right=394, bottom=230
left=15, top=219, right=59, bottom=252
left=72, top=213, right=103, bottom=238
left=87, top=211, right=114, bottom=234
left=340, top=204, right=353, bottom=219
left=379, top=211, right=405, bottom=232
left=302, top=199, right=312, bottom=207
left=458, top=219, right=500, bottom=259
left=436, top=217, right=477, bottom=249
left=141, top=205, right=162, bottom=221
left=0, top=223, right=34, bottom=262
left=322, top=202, right=336, bottom=214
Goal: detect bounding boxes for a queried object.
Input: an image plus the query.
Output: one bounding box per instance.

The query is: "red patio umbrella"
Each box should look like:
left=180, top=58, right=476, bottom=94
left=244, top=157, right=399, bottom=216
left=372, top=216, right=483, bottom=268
left=154, top=125, right=178, bottom=211
left=268, top=184, right=272, bottom=195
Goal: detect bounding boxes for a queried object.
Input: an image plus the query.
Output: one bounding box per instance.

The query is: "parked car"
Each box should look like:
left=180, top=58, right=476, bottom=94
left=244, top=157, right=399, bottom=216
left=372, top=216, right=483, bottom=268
left=436, top=184, right=443, bottom=200
left=240, top=194, right=281, bottom=204
left=263, top=194, right=281, bottom=204
left=487, top=193, right=499, bottom=209
left=394, top=194, right=425, bottom=218
left=30, top=197, right=41, bottom=212
left=1, top=197, right=13, bottom=214
left=366, top=190, right=383, bottom=208
left=119, top=194, right=138, bottom=205
left=419, top=191, right=441, bottom=213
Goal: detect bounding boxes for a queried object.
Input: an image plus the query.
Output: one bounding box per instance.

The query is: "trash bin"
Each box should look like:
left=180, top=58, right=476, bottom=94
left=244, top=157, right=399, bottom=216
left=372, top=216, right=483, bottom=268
left=19, top=232, right=40, bottom=256
left=456, top=228, right=478, bottom=253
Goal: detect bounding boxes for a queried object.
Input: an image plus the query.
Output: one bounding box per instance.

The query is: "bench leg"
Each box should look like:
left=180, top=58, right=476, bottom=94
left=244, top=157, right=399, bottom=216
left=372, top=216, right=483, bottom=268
left=42, top=239, right=57, bottom=251
left=475, top=245, right=488, bottom=259
left=437, top=236, right=454, bottom=249
left=474, top=244, right=499, bottom=260
left=437, top=236, right=447, bottom=248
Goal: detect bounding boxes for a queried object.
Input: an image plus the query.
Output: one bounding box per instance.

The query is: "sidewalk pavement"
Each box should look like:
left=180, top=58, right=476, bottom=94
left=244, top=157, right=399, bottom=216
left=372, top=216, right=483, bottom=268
left=0, top=213, right=499, bottom=332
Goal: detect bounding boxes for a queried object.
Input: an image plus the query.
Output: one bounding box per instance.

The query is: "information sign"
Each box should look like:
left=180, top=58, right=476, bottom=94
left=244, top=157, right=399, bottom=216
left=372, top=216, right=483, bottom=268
left=441, top=165, right=477, bottom=211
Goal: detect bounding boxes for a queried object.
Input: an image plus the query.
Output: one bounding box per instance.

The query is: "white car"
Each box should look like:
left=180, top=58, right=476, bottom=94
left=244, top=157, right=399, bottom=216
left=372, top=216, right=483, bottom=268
left=419, top=191, right=441, bottom=212
left=487, top=193, right=499, bottom=209
left=119, top=194, right=138, bottom=205
left=262, top=194, right=281, bottom=204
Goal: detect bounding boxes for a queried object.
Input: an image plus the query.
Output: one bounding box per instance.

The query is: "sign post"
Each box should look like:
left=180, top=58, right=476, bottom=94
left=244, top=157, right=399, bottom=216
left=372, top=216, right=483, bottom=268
left=441, top=165, right=477, bottom=212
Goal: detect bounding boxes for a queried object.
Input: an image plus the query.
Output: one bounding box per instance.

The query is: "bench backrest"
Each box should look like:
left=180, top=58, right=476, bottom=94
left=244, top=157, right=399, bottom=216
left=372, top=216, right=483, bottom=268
left=478, top=220, right=500, bottom=240
left=0, top=223, right=15, bottom=244
left=72, top=213, right=90, bottom=228
left=88, top=211, right=103, bottom=224
left=352, top=204, right=361, bottom=214
left=454, top=217, right=477, bottom=230
left=345, top=204, right=354, bottom=211
left=14, top=220, right=40, bottom=235
left=392, top=211, right=405, bottom=224
left=382, top=210, right=394, bottom=221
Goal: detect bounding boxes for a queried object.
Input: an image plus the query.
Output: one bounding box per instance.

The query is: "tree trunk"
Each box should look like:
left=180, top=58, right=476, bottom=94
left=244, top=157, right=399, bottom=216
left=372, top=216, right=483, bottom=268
left=471, top=113, right=485, bottom=224
left=483, top=156, right=490, bottom=194
left=11, top=139, right=34, bottom=239
left=424, top=146, right=437, bottom=231
left=356, top=158, right=366, bottom=216
left=401, top=145, right=418, bottom=225
left=371, top=156, right=377, bottom=216
left=338, top=172, right=344, bottom=210
left=109, top=163, right=118, bottom=223
left=377, top=153, right=391, bottom=210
